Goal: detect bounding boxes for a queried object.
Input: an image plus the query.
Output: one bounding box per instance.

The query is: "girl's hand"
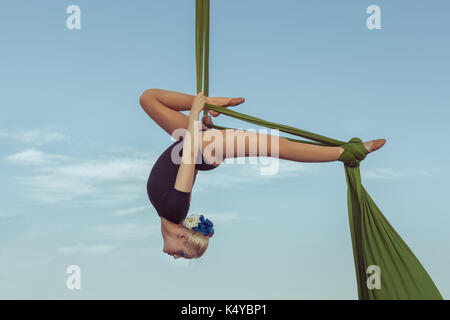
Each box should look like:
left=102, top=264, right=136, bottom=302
left=191, top=92, right=206, bottom=117
left=201, top=115, right=214, bottom=128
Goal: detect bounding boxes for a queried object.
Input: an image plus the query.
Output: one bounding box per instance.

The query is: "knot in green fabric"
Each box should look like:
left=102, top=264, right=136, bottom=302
left=338, top=137, right=369, bottom=167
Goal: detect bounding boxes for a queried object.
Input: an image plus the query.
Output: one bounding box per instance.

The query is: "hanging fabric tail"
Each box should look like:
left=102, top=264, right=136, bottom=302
left=194, top=0, right=443, bottom=300
left=344, top=166, right=442, bottom=299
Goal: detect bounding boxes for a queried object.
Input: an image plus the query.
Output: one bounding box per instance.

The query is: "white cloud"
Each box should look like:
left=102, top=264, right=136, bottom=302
left=4, top=128, right=320, bottom=206
left=91, top=223, right=159, bottom=241
left=194, top=159, right=318, bottom=189
left=49, top=157, right=150, bottom=181
left=57, top=243, right=118, bottom=255
left=13, top=174, right=97, bottom=203
left=9, top=149, right=154, bottom=204
left=6, top=144, right=319, bottom=205
left=5, top=149, right=70, bottom=166
left=265, top=159, right=319, bottom=177
left=114, top=206, right=149, bottom=216
left=201, top=212, right=241, bottom=223
left=416, top=169, right=431, bottom=177
left=362, top=168, right=404, bottom=180
left=0, top=128, right=69, bottom=146
left=362, top=167, right=433, bottom=180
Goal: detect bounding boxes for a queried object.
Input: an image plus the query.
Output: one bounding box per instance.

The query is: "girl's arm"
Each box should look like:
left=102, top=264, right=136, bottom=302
left=173, top=93, right=206, bottom=193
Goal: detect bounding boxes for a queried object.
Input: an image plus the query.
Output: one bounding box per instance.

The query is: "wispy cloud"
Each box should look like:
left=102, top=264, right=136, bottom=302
left=362, top=167, right=432, bottom=180
left=3, top=127, right=320, bottom=206
left=363, top=168, right=403, bottom=180
left=416, top=169, right=432, bottom=177
left=113, top=206, right=149, bottom=216
left=0, top=127, right=70, bottom=146
left=8, top=148, right=154, bottom=204
left=57, top=243, right=118, bottom=255
left=49, top=157, right=151, bottom=181
left=194, top=159, right=318, bottom=189
left=201, top=212, right=241, bottom=223
left=91, top=222, right=159, bottom=241
left=5, top=149, right=70, bottom=166
left=13, top=173, right=98, bottom=203
left=5, top=143, right=319, bottom=205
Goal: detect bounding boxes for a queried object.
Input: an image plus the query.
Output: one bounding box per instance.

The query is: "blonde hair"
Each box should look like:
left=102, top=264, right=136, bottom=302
left=186, top=229, right=210, bottom=258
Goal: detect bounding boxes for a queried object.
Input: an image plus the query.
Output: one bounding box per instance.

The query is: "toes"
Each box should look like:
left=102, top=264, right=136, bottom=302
left=364, top=139, right=386, bottom=153
left=376, top=139, right=385, bottom=149
left=231, top=98, right=245, bottom=106
left=371, top=139, right=386, bottom=152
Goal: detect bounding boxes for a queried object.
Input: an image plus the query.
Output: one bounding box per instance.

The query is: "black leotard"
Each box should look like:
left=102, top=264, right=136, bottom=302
left=147, top=135, right=218, bottom=224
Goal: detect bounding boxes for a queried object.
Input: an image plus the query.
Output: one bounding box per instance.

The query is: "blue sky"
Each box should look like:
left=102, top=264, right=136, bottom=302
left=0, top=0, right=449, bottom=299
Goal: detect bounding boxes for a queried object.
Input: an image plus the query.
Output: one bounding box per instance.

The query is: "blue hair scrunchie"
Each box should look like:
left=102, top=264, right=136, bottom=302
left=192, top=215, right=214, bottom=238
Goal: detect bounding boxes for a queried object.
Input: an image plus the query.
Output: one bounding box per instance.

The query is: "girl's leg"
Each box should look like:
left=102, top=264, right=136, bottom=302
left=139, top=89, right=196, bottom=137
left=139, top=88, right=244, bottom=137
left=201, top=129, right=384, bottom=164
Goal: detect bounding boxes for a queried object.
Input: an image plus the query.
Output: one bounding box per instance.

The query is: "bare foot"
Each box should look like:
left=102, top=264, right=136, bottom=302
left=338, top=138, right=386, bottom=157
left=363, top=139, right=386, bottom=153
left=206, top=97, right=245, bottom=117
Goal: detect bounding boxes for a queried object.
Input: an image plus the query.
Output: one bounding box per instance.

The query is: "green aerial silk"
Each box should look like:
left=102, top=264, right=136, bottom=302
left=194, top=0, right=442, bottom=300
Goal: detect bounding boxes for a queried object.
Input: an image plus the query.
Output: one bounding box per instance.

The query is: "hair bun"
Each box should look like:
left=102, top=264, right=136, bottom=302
left=183, top=214, right=214, bottom=238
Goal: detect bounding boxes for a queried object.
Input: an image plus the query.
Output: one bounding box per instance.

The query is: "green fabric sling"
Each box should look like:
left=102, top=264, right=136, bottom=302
left=195, top=0, right=443, bottom=300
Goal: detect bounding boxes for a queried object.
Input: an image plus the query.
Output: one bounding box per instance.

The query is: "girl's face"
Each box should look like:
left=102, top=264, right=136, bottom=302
left=162, top=229, right=191, bottom=259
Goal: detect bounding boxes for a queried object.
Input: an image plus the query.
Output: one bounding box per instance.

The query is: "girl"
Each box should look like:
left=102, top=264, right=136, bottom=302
left=140, top=89, right=386, bottom=260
